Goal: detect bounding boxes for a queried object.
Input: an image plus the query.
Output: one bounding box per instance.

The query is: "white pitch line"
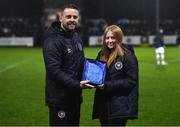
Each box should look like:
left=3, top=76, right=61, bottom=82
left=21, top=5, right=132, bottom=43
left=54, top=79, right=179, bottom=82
left=0, top=58, right=32, bottom=74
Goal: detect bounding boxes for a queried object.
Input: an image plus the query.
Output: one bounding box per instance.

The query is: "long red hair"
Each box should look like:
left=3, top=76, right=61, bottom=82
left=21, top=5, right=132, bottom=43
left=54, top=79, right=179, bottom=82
left=100, top=25, right=124, bottom=67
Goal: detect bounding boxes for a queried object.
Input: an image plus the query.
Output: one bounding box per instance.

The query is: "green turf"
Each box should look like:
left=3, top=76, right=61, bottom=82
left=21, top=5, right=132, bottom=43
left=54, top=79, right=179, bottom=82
left=0, top=47, right=180, bottom=126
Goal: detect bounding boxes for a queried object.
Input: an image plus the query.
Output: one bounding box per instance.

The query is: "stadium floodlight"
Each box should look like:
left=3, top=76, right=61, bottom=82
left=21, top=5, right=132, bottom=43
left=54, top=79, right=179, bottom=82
left=156, top=0, right=160, bottom=33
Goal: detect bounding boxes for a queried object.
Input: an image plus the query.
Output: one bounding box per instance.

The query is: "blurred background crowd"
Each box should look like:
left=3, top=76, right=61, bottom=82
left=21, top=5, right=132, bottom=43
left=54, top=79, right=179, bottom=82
left=0, top=0, right=180, bottom=46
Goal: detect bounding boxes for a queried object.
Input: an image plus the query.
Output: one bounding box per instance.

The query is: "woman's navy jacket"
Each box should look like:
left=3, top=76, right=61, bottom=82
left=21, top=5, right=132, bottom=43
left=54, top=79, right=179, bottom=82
left=93, top=47, right=139, bottom=119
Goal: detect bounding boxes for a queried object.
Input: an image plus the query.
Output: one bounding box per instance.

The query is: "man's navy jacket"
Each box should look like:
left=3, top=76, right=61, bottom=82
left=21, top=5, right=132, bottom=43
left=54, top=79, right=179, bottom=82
left=43, top=21, right=84, bottom=108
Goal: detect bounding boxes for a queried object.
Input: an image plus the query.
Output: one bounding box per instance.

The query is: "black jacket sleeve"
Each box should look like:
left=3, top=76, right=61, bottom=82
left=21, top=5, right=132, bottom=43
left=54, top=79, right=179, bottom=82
left=43, top=36, right=80, bottom=90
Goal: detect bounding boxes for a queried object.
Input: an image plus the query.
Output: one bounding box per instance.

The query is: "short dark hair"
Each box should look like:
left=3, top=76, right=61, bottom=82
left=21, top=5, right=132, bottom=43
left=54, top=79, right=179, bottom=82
left=62, top=4, right=79, bottom=12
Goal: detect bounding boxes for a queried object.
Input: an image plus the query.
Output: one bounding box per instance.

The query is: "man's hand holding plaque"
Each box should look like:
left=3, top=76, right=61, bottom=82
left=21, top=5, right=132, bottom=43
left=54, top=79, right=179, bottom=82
left=80, top=80, right=94, bottom=89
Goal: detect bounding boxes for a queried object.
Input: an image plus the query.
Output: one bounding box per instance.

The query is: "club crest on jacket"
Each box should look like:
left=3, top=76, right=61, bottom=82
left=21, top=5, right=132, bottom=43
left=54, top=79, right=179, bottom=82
left=67, top=48, right=72, bottom=54
left=58, top=110, right=66, bottom=118
left=115, top=61, right=123, bottom=70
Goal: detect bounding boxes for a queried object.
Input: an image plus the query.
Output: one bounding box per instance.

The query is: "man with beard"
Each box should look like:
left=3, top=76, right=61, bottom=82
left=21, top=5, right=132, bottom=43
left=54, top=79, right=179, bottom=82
left=43, top=4, right=94, bottom=126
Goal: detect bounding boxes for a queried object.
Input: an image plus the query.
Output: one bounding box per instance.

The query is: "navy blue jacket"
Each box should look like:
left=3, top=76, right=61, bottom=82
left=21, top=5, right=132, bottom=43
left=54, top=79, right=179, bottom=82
left=43, top=21, right=84, bottom=108
left=154, top=33, right=164, bottom=48
left=92, top=48, right=139, bottom=119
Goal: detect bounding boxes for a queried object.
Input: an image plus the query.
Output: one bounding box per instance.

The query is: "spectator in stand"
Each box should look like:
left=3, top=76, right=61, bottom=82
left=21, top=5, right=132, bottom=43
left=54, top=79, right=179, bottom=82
left=176, top=33, right=180, bottom=48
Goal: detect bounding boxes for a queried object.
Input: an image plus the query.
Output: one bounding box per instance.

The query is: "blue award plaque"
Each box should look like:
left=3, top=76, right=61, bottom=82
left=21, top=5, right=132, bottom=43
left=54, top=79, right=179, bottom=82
left=82, top=59, right=106, bottom=85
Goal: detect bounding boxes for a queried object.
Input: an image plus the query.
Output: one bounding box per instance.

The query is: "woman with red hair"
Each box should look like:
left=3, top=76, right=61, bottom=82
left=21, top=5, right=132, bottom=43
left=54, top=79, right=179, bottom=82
left=92, top=25, right=139, bottom=126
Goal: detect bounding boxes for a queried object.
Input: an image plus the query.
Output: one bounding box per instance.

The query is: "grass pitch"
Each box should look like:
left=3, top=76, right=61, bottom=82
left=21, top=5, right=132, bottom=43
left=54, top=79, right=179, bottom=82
left=0, top=47, right=180, bottom=126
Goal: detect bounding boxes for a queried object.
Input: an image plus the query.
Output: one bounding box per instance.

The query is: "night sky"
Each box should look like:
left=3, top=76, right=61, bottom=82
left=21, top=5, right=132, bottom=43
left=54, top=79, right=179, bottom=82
left=0, top=0, right=180, bottom=20
left=82, top=0, right=180, bottom=20
left=0, top=0, right=43, bottom=18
